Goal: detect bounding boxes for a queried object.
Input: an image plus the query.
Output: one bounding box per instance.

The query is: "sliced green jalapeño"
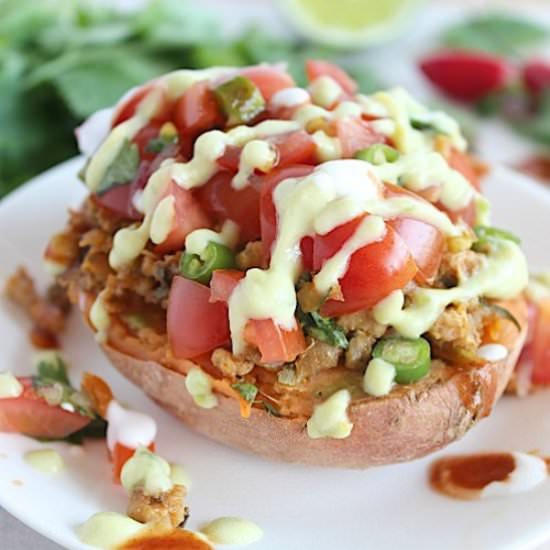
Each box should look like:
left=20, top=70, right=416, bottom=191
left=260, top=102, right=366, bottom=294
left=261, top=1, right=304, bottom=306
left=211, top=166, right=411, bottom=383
left=472, top=225, right=521, bottom=253
left=354, top=144, right=399, bottom=165
left=214, top=75, right=266, bottom=126
left=372, top=336, right=431, bottom=384
left=179, top=241, right=236, bottom=285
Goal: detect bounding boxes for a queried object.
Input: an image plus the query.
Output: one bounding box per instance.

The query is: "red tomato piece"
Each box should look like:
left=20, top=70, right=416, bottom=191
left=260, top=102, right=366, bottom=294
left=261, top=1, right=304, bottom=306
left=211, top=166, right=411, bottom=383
left=244, top=318, right=306, bottom=364
left=532, top=298, right=550, bottom=385
left=217, top=145, right=242, bottom=171
left=388, top=217, right=444, bottom=284
left=306, top=60, right=358, bottom=95
left=196, top=171, right=261, bottom=244
left=315, top=216, right=417, bottom=317
left=173, top=81, right=223, bottom=137
left=448, top=148, right=482, bottom=192
left=260, top=165, right=315, bottom=259
left=210, top=269, right=244, bottom=303
left=300, top=236, right=314, bottom=272
left=335, top=118, right=385, bottom=158
left=271, top=130, right=317, bottom=167
left=0, top=378, right=91, bottom=439
left=168, top=276, right=231, bottom=359
left=94, top=183, right=140, bottom=220
left=112, top=442, right=155, bottom=484
left=113, top=85, right=172, bottom=127
left=153, top=181, right=212, bottom=255
left=419, top=50, right=511, bottom=102
left=240, top=66, right=295, bottom=101
left=522, top=60, right=550, bottom=96
left=133, top=123, right=163, bottom=161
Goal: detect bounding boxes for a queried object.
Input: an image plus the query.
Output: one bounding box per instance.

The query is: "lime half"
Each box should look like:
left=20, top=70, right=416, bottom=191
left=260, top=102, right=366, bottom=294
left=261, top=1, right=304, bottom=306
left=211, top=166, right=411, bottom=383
left=279, top=0, right=423, bottom=49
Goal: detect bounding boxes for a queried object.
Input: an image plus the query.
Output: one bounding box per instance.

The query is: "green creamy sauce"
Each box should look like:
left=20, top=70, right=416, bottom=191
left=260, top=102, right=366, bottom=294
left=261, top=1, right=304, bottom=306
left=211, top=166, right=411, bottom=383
left=120, top=447, right=173, bottom=495
left=374, top=239, right=528, bottom=338
left=24, top=449, right=65, bottom=474
left=78, top=512, right=145, bottom=549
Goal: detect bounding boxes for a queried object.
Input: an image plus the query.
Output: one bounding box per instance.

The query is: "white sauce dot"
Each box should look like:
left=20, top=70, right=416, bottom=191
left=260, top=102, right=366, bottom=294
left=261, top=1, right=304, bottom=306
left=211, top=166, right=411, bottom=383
left=200, top=517, right=263, bottom=546
left=477, top=343, right=508, bottom=362
left=270, top=87, right=310, bottom=109
left=481, top=452, right=547, bottom=499
left=106, top=400, right=157, bottom=453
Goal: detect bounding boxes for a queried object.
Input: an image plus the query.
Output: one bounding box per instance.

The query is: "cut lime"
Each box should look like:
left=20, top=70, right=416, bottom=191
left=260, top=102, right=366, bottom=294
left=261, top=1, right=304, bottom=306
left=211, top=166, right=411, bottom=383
left=278, top=0, right=423, bottom=49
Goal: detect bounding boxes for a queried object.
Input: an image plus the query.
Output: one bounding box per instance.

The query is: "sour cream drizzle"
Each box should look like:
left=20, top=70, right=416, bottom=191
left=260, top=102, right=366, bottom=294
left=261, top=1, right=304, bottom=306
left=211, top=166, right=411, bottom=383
left=106, top=400, right=157, bottom=453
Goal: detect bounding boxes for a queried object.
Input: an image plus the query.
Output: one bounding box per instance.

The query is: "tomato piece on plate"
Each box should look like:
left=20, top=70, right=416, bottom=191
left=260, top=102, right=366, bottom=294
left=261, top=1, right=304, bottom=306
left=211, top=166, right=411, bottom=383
left=217, top=145, right=242, bottom=172
left=532, top=298, right=550, bottom=385
left=272, top=130, right=317, bottom=167
left=133, top=123, right=164, bottom=161
left=153, top=181, right=212, bottom=255
left=315, top=215, right=417, bottom=317
left=112, top=442, right=155, bottom=484
left=240, top=66, right=295, bottom=101
left=335, top=118, right=385, bottom=158
left=173, top=81, right=223, bottom=137
left=447, top=148, right=482, bottom=192
left=388, top=217, right=444, bottom=284
left=210, top=269, right=244, bottom=303
left=260, top=165, right=315, bottom=259
left=168, top=276, right=231, bottom=359
left=0, top=378, right=91, bottom=439
left=113, top=85, right=172, bottom=127
left=196, top=170, right=262, bottom=244
left=244, top=318, right=306, bottom=364
left=306, top=60, right=358, bottom=95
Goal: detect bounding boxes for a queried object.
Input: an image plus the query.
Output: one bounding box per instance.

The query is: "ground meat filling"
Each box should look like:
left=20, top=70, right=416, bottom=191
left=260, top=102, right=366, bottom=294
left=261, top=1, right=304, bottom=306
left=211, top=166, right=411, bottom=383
left=49, top=197, right=491, bottom=402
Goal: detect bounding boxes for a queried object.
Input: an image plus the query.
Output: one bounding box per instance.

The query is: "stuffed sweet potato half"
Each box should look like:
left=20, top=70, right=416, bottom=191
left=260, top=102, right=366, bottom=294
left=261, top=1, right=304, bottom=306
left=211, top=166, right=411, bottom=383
left=46, top=61, right=528, bottom=467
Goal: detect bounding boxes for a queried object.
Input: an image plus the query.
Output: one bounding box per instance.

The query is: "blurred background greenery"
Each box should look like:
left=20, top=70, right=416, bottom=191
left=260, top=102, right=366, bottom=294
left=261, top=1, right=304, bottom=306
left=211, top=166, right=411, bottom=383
left=1, top=0, right=549, bottom=198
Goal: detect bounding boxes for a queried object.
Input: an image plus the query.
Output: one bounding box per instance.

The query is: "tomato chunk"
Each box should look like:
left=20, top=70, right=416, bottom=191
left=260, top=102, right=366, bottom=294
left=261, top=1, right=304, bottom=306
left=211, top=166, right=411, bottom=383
left=210, top=269, right=244, bottom=303
left=173, top=81, right=223, bottom=137
left=306, top=60, right=358, bottom=95
left=244, top=318, right=306, bottom=364
left=112, top=442, right=155, bottom=484
left=260, top=165, right=315, bottom=259
left=113, top=85, right=172, bottom=127
left=532, top=298, right=550, bottom=385
left=388, top=217, right=444, bottom=284
left=240, top=66, right=295, bottom=101
left=0, top=379, right=91, bottom=439
left=335, top=118, right=385, bottom=158
left=168, top=276, right=230, bottom=359
left=154, top=181, right=212, bottom=255
left=272, top=131, right=316, bottom=167
left=196, top=171, right=261, bottom=243
left=315, top=216, right=417, bottom=317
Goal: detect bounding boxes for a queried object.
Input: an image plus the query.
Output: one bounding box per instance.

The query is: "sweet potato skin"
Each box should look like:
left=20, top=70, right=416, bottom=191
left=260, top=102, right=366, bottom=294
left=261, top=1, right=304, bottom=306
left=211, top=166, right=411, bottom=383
left=96, top=297, right=527, bottom=469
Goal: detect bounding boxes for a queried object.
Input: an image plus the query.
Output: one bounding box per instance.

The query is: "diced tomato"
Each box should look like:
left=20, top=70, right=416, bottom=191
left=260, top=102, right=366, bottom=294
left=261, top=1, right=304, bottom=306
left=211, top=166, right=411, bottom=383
left=260, top=165, right=315, bottom=258
left=113, top=85, right=172, bottom=127
left=173, top=81, right=223, bottom=137
left=240, top=66, right=295, bottom=101
left=306, top=60, right=358, bottom=95
left=112, top=442, right=155, bottom=484
left=388, top=217, right=444, bottom=284
left=133, top=123, right=163, bottom=161
left=300, top=236, right=314, bottom=271
left=448, top=148, right=482, bottom=192
left=244, top=318, right=306, bottom=364
left=335, top=118, right=385, bottom=158
left=210, top=269, right=244, bottom=303
left=217, top=145, right=242, bottom=171
left=522, top=60, right=550, bottom=96
left=153, top=181, right=212, bottom=255
left=532, top=298, right=550, bottom=384
left=168, top=276, right=231, bottom=359
left=314, top=215, right=417, bottom=317
left=196, top=170, right=261, bottom=243
left=0, top=378, right=91, bottom=439
left=271, top=130, right=317, bottom=167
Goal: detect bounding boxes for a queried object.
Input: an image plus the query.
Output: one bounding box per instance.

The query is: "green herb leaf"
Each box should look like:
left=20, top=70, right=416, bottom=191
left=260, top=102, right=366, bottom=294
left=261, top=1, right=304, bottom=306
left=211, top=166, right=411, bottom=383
left=298, top=309, right=348, bottom=349
left=259, top=400, right=281, bottom=417
left=96, top=139, right=139, bottom=194
left=36, top=351, right=70, bottom=385
left=145, top=134, right=177, bottom=154
left=472, top=225, right=521, bottom=253
left=232, top=382, right=258, bottom=403
left=442, top=13, right=548, bottom=56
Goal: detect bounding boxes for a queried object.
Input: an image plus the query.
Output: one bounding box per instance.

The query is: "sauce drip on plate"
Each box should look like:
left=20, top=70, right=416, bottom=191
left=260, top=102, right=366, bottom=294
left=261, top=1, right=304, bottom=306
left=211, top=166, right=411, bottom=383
left=118, top=529, right=211, bottom=550
left=429, top=452, right=548, bottom=500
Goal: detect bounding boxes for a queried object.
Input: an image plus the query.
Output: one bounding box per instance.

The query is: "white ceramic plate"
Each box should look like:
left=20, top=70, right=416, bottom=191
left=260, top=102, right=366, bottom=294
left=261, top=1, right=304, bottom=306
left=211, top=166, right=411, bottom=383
left=0, top=158, right=550, bottom=550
